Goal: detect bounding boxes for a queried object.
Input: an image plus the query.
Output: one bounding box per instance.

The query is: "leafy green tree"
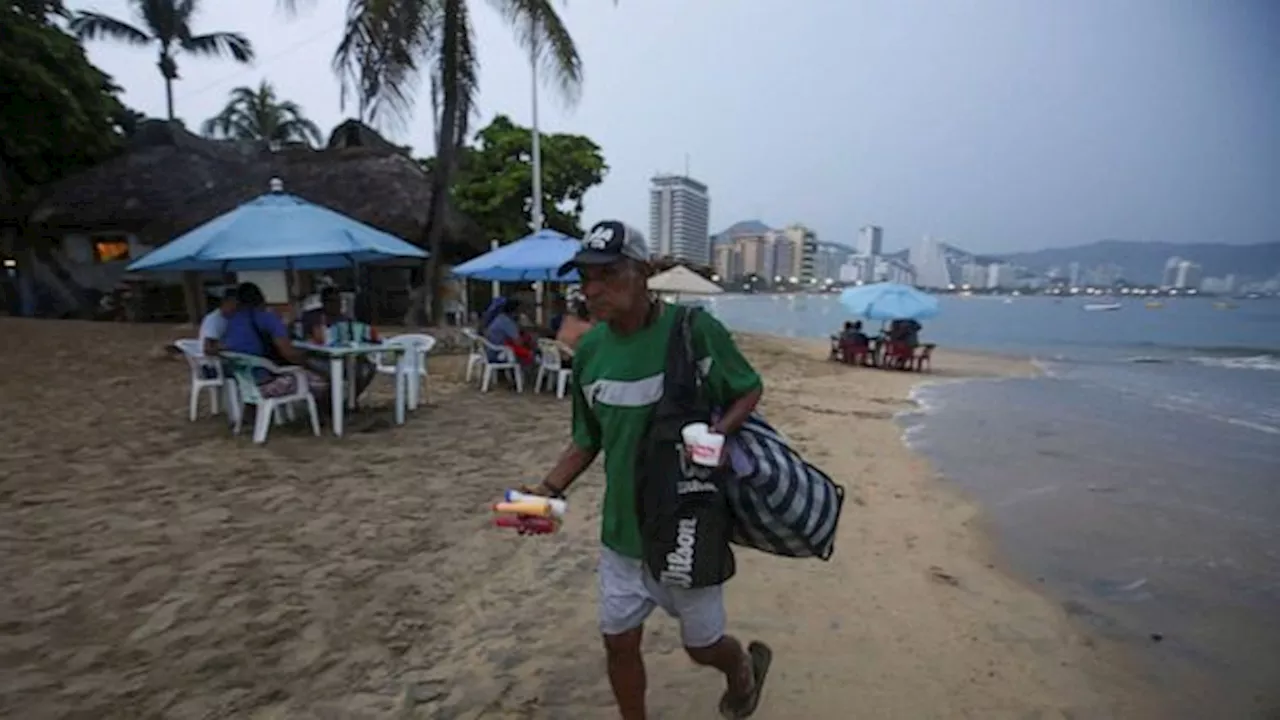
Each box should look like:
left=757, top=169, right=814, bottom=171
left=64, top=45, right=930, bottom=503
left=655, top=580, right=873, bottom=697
left=1, top=1, right=133, bottom=201
left=329, top=0, right=586, bottom=323
left=2, top=0, right=141, bottom=316
left=201, top=81, right=323, bottom=146
left=421, top=115, right=607, bottom=245
left=70, top=0, right=254, bottom=121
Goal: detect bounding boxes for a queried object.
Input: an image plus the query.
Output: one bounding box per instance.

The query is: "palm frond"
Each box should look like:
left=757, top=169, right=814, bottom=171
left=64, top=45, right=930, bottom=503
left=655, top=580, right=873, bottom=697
left=277, top=118, right=324, bottom=146
left=68, top=11, right=153, bottom=45
left=200, top=107, right=239, bottom=137
left=182, top=31, right=255, bottom=62
left=138, top=0, right=182, bottom=43
left=332, top=0, right=433, bottom=129
left=490, top=0, right=582, bottom=105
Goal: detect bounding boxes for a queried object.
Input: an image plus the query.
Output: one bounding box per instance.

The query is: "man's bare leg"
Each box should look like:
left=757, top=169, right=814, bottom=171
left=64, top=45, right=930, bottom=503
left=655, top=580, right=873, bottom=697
left=604, top=627, right=647, bottom=720
left=685, top=635, right=753, bottom=699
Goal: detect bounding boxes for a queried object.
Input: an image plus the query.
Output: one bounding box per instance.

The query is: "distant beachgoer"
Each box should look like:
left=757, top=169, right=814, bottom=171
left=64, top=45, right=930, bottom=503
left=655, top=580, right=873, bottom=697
left=199, top=287, right=237, bottom=358
left=486, top=298, right=535, bottom=365
left=548, top=295, right=568, bottom=337
left=222, top=282, right=328, bottom=397
left=479, top=296, right=507, bottom=332
left=835, top=321, right=870, bottom=364
left=901, top=319, right=921, bottom=348
left=303, top=286, right=377, bottom=397
left=554, top=292, right=595, bottom=366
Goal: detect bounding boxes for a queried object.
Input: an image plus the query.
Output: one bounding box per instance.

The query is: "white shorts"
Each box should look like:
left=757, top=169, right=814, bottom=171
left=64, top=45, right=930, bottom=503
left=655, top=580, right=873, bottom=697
left=597, top=546, right=726, bottom=649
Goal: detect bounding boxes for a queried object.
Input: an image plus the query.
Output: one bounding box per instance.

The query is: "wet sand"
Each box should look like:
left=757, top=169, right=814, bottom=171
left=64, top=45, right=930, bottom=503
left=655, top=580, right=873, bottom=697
left=0, top=318, right=1161, bottom=718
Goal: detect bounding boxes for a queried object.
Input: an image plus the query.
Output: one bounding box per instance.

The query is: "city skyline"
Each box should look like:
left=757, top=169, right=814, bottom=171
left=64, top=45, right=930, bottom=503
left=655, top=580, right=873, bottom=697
left=75, top=0, right=1279, bottom=255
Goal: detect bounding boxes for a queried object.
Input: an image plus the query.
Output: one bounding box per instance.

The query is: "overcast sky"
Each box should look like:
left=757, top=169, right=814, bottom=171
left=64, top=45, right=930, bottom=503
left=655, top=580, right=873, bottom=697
left=72, top=0, right=1278, bottom=253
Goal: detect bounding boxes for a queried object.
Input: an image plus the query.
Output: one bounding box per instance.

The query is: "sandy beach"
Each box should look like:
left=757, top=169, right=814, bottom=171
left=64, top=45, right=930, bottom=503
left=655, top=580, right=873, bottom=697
left=0, top=317, right=1163, bottom=719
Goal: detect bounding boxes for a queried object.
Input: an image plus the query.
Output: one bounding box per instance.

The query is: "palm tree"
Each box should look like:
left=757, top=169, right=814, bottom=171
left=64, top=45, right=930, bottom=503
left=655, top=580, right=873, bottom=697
left=201, top=81, right=323, bottom=146
left=330, top=0, right=584, bottom=323
left=70, top=0, right=254, bottom=121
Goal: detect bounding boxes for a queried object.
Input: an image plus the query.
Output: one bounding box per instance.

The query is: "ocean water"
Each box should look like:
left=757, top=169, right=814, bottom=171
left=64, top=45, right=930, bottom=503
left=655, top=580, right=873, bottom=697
left=705, top=293, right=1280, bottom=718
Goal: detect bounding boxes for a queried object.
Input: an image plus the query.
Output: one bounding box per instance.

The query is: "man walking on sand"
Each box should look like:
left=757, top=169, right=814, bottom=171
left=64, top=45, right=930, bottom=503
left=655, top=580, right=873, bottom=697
left=526, top=220, right=773, bottom=720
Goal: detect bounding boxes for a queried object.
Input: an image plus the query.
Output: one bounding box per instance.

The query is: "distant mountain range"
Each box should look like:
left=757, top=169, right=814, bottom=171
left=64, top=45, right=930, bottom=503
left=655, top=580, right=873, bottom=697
left=991, top=240, right=1280, bottom=285
left=713, top=221, right=1280, bottom=285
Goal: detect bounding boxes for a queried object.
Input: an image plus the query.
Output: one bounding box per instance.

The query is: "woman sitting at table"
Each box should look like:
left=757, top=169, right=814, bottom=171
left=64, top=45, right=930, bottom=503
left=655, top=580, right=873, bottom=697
left=221, top=282, right=329, bottom=398
left=486, top=298, right=536, bottom=366
left=302, top=287, right=378, bottom=398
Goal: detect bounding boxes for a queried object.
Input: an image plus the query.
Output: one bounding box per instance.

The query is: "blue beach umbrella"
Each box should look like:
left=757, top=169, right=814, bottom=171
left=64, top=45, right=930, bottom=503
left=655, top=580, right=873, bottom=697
left=127, top=182, right=427, bottom=272
left=839, top=282, right=940, bottom=321
left=451, top=228, right=581, bottom=282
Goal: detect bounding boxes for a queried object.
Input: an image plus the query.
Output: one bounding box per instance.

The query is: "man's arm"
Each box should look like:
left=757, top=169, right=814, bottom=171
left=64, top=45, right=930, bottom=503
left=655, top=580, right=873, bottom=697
left=536, top=443, right=599, bottom=496
left=261, top=312, right=307, bottom=366
left=714, top=386, right=762, bottom=436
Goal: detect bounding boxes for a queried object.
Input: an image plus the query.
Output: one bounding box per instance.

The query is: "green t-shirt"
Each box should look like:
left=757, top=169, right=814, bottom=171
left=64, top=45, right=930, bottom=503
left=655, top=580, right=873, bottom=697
left=570, top=304, right=762, bottom=559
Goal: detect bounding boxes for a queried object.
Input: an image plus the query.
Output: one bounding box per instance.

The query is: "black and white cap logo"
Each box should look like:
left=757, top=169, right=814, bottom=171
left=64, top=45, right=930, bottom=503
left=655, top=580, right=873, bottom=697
left=585, top=224, right=615, bottom=250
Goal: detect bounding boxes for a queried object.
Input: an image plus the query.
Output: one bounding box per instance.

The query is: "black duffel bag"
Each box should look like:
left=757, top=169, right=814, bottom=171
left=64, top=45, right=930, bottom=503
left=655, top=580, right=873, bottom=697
left=635, top=305, right=735, bottom=589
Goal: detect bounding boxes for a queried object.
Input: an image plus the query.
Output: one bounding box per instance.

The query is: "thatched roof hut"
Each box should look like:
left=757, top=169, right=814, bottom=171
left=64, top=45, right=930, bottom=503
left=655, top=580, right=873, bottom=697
left=27, top=119, right=480, bottom=256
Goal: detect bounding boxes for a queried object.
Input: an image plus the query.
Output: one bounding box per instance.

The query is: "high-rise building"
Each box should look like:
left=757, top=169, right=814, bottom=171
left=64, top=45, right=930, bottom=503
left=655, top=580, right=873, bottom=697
left=1162, top=257, right=1183, bottom=288
left=777, top=224, right=818, bottom=281
left=1068, top=261, right=1082, bottom=287
left=1174, top=260, right=1202, bottom=290
left=911, top=236, right=953, bottom=288
left=960, top=262, right=987, bottom=288
left=857, top=225, right=883, bottom=257
left=812, top=242, right=853, bottom=282
left=986, top=263, right=1016, bottom=289
left=649, top=174, right=711, bottom=265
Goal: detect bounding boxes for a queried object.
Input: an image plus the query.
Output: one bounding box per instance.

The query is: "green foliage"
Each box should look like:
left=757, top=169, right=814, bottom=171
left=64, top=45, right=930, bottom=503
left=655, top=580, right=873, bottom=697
left=0, top=3, right=133, bottom=198
left=419, top=114, right=607, bottom=242
left=201, top=81, right=323, bottom=146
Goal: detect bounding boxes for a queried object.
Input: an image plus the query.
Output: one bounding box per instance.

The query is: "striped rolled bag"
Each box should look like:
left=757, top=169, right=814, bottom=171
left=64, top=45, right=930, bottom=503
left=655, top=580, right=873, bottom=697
left=720, top=414, right=846, bottom=559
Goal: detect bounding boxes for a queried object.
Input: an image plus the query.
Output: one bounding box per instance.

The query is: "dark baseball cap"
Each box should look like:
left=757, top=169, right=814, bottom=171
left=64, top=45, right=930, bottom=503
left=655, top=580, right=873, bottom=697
left=557, top=220, right=650, bottom=276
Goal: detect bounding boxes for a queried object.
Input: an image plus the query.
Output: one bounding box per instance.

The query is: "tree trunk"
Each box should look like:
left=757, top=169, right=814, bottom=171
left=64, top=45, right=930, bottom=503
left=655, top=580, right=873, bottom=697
left=420, top=0, right=465, bottom=326
left=181, top=271, right=202, bottom=324
left=165, top=77, right=175, bottom=121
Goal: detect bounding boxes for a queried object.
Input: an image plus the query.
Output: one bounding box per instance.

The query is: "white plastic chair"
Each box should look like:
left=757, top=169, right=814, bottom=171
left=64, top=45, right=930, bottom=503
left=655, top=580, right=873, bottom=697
left=174, top=339, right=224, bottom=421
left=477, top=337, right=523, bottom=393
left=375, top=333, right=436, bottom=410
left=461, top=327, right=485, bottom=383
left=534, top=338, right=572, bottom=399
left=221, top=352, right=321, bottom=444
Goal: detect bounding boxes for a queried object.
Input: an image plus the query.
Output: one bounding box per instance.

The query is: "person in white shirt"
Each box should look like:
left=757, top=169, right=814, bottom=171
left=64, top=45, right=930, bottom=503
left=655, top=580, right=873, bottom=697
left=199, top=288, right=238, bottom=357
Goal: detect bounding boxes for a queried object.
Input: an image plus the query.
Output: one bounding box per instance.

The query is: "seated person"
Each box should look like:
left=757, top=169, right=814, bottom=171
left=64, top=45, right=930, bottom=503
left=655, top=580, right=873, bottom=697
left=221, top=282, right=328, bottom=398
left=485, top=298, right=535, bottom=365
left=554, top=293, right=594, bottom=364
left=837, top=321, right=870, bottom=363
left=547, top=296, right=567, bottom=337
left=478, top=296, right=507, bottom=333
left=199, top=287, right=237, bottom=357
left=901, top=318, right=922, bottom=348
left=303, top=287, right=378, bottom=397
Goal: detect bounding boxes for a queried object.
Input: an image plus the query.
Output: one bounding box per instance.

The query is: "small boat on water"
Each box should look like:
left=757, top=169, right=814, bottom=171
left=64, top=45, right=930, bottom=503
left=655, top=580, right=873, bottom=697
left=1084, top=302, right=1123, bottom=312
left=1213, top=301, right=1238, bottom=310
left=1145, top=300, right=1164, bottom=309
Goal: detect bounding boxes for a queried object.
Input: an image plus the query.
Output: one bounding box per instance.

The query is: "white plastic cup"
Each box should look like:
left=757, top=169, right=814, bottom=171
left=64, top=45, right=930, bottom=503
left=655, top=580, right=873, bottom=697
left=681, top=422, right=725, bottom=467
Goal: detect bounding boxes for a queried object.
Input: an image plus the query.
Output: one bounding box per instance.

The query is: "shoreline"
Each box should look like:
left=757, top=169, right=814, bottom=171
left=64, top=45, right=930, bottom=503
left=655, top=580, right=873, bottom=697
left=0, top=318, right=1167, bottom=718
left=730, top=332, right=1165, bottom=718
